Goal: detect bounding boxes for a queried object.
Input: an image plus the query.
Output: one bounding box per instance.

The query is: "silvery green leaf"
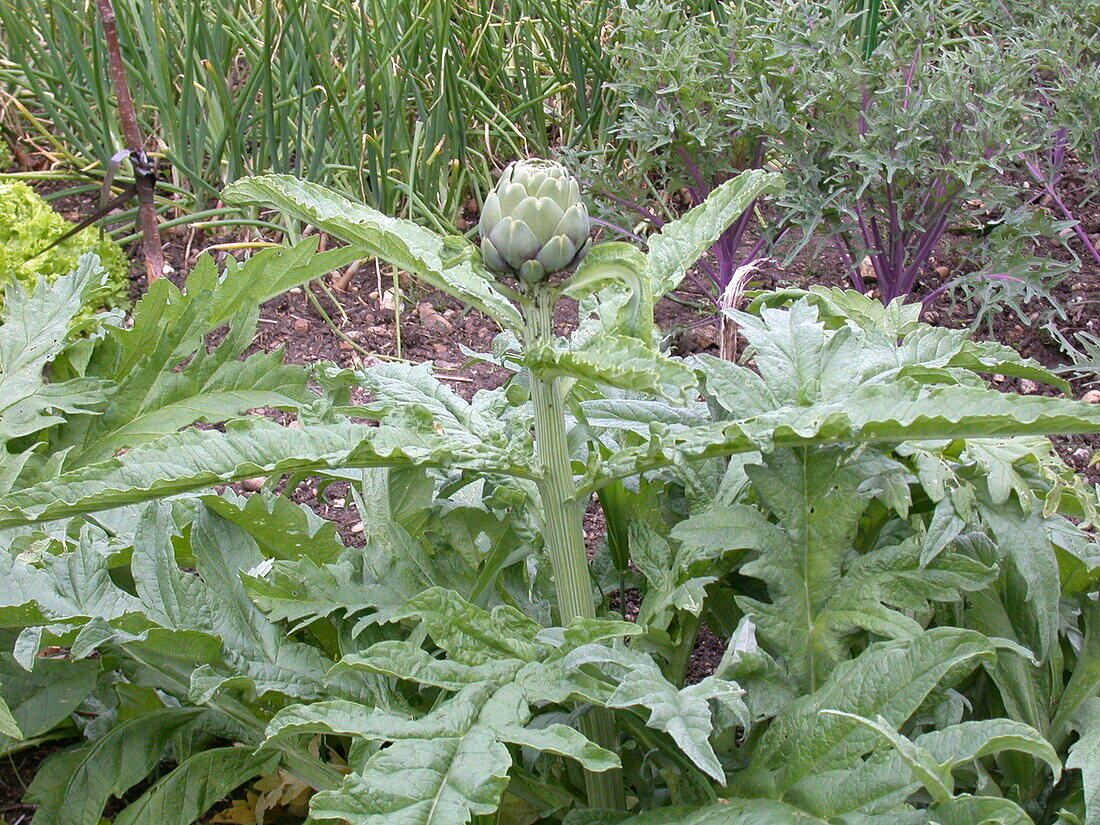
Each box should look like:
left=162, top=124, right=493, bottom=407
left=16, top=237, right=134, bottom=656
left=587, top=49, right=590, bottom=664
left=747, top=286, right=924, bottom=336
left=591, top=384, right=1100, bottom=492
left=915, top=718, right=1061, bottom=780
left=690, top=299, right=1100, bottom=455
left=564, top=643, right=745, bottom=782
left=0, top=418, right=530, bottom=528
left=734, top=448, right=882, bottom=689
left=820, top=711, right=954, bottom=804
left=201, top=236, right=362, bottom=331
left=0, top=531, right=142, bottom=627
left=360, top=362, right=491, bottom=433
left=0, top=254, right=100, bottom=376
left=578, top=398, right=709, bottom=436
left=24, top=707, right=206, bottom=825
left=646, top=169, right=783, bottom=295
left=921, top=497, right=966, bottom=566
left=337, top=640, right=522, bottom=691
left=0, top=256, right=113, bottom=444
left=243, top=557, right=388, bottom=625
left=965, top=588, right=1053, bottom=735
left=616, top=798, right=832, bottom=824
left=561, top=243, right=653, bottom=337
left=714, top=617, right=797, bottom=723
left=203, top=489, right=345, bottom=564
left=927, top=795, right=1035, bottom=825
left=112, top=747, right=281, bottom=825
left=529, top=334, right=697, bottom=404
left=558, top=618, right=641, bottom=648
left=671, top=504, right=782, bottom=567
left=40, top=243, right=349, bottom=471
left=224, top=175, right=522, bottom=332
left=1067, top=697, right=1100, bottom=825
left=745, top=286, right=1054, bottom=388
left=980, top=505, right=1061, bottom=660
left=735, top=628, right=994, bottom=799
left=963, top=439, right=1048, bottom=507
left=0, top=686, right=20, bottom=740
left=390, top=587, right=547, bottom=666
left=1050, top=602, right=1100, bottom=748
left=269, top=679, right=616, bottom=825
left=310, top=733, right=512, bottom=825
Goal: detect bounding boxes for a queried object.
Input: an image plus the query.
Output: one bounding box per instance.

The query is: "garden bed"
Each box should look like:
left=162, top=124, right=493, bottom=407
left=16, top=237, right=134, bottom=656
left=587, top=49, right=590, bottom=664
left=2, top=0, right=1100, bottom=816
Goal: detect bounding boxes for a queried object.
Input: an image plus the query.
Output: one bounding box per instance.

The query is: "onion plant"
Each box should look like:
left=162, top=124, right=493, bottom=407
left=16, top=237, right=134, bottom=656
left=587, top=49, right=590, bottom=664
left=0, top=0, right=621, bottom=232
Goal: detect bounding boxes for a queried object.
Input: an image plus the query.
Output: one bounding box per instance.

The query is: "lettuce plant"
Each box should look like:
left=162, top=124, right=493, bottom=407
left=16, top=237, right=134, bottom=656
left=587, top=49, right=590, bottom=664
left=0, top=166, right=1098, bottom=825
left=0, top=181, right=129, bottom=315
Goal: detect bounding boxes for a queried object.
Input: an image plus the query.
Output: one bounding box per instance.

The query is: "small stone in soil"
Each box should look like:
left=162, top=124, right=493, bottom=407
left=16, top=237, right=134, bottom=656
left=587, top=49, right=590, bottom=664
left=1018, top=379, right=1040, bottom=394
left=240, top=477, right=267, bottom=492
left=350, top=521, right=365, bottom=533
left=859, top=256, right=876, bottom=282
left=693, top=323, right=719, bottom=349
left=418, top=302, right=453, bottom=331
left=293, top=318, right=310, bottom=332
left=1084, top=390, right=1100, bottom=404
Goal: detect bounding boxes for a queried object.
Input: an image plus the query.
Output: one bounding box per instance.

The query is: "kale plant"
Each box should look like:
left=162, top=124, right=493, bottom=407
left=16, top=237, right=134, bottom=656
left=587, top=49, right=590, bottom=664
left=586, top=0, right=787, bottom=305
left=741, top=0, right=1054, bottom=309
left=1013, top=0, right=1100, bottom=269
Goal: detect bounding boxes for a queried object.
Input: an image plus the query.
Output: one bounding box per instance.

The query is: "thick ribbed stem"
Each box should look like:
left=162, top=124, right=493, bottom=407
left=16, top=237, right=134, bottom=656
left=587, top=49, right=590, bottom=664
left=667, top=612, right=701, bottom=688
left=529, top=295, right=595, bottom=624
left=525, top=284, right=625, bottom=811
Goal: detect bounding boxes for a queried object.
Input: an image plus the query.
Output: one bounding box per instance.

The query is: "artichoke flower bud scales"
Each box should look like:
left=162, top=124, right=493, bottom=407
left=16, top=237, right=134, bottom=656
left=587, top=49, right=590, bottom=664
left=479, top=159, right=591, bottom=283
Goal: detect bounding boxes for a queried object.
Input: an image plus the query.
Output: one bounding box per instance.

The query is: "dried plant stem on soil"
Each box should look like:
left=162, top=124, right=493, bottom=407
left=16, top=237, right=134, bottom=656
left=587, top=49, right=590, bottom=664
left=525, top=284, right=626, bottom=811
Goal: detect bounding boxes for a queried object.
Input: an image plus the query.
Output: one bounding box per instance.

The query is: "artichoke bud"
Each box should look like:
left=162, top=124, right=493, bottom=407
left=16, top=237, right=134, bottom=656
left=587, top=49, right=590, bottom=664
left=479, top=159, right=591, bottom=283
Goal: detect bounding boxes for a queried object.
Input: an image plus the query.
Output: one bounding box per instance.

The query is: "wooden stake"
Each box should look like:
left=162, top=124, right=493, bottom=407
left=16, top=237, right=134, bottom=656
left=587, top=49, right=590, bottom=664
left=94, top=0, right=166, bottom=284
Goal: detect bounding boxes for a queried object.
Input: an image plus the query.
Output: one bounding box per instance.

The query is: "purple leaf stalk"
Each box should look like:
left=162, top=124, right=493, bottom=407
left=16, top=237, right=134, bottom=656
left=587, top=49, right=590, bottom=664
left=1020, top=152, right=1100, bottom=268
left=833, top=43, right=1009, bottom=306
left=595, top=145, right=783, bottom=308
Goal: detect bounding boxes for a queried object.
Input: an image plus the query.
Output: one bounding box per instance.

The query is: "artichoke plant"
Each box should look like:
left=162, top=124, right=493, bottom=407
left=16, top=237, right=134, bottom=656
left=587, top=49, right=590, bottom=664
left=479, top=159, right=591, bottom=283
